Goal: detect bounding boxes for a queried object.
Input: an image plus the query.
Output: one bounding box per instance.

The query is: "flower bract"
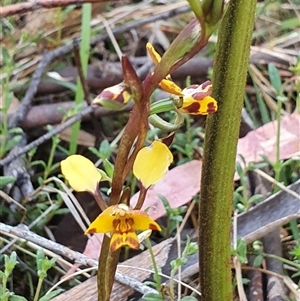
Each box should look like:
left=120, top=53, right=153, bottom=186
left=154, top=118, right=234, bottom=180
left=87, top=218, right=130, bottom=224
left=133, top=140, right=173, bottom=188
left=85, top=204, right=161, bottom=252
left=147, top=42, right=218, bottom=115
left=61, top=155, right=101, bottom=194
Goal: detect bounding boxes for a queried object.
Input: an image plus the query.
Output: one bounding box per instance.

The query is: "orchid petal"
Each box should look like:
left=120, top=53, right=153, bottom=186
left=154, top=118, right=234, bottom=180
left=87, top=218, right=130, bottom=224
left=133, top=141, right=173, bottom=188
left=61, top=155, right=101, bottom=193
left=180, top=95, right=218, bottom=115
left=110, top=231, right=140, bottom=252
left=146, top=42, right=162, bottom=66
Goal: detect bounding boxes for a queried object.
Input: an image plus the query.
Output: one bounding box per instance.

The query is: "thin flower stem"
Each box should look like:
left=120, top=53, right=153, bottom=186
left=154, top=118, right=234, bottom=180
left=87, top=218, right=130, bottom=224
left=145, top=238, right=163, bottom=297
left=93, top=186, right=108, bottom=211
left=33, top=277, right=44, bottom=301
left=134, top=185, right=148, bottom=210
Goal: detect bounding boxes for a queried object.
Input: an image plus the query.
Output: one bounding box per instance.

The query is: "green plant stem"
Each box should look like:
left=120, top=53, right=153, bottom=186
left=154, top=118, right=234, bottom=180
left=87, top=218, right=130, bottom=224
left=262, top=252, right=300, bottom=270
left=2, top=276, right=7, bottom=300
left=198, top=0, right=257, bottom=300
left=185, top=115, right=193, bottom=161
left=273, top=99, right=282, bottom=192
left=69, top=3, right=91, bottom=154
left=169, top=264, right=179, bottom=299
left=44, top=135, right=59, bottom=180
left=0, top=70, right=11, bottom=158
left=145, top=238, right=162, bottom=296
left=33, top=277, right=44, bottom=301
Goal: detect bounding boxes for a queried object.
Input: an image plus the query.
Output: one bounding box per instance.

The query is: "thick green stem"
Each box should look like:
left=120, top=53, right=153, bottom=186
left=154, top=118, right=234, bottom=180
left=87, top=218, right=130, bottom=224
left=198, top=0, right=256, bottom=300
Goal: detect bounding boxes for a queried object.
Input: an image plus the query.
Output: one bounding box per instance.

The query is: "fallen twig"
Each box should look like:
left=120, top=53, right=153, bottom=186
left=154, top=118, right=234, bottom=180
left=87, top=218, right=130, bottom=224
left=0, top=223, right=157, bottom=296
left=0, top=106, right=93, bottom=167
left=0, top=0, right=106, bottom=17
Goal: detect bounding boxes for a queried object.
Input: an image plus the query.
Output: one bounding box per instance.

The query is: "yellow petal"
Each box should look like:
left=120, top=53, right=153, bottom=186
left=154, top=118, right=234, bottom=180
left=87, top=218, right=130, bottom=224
left=130, top=210, right=162, bottom=232
left=146, top=42, right=161, bottom=66
left=61, top=155, right=102, bottom=193
left=84, top=206, right=115, bottom=234
left=110, top=231, right=140, bottom=252
left=159, top=78, right=183, bottom=96
left=180, top=95, right=218, bottom=115
left=133, top=141, right=173, bottom=188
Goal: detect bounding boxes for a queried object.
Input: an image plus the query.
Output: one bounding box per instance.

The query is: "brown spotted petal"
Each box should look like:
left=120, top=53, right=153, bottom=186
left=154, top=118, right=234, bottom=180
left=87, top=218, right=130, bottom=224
left=180, top=81, right=218, bottom=115
left=93, top=82, right=131, bottom=110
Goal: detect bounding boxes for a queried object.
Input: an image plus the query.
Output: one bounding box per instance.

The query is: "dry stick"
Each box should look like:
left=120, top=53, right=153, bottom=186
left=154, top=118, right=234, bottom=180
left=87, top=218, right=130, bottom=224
left=0, top=62, right=152, bottom=167
left=0, top=106, right=93, bottom=167
left=8, top=54, right=54, bottom=128
left=1, top=5, right=190, bottom=168
left=0, top=222, right=157, bottom=296
left=0, top=0, right=106, bottom=17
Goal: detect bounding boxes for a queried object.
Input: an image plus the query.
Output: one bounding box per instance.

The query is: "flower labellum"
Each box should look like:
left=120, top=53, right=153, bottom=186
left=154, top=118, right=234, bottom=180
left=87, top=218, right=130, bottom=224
left=133, top=141, right=173, bottom=188
left=180, top=81, right=218, bottom=115
left=61, top=155, right=101, bottom=194
left=85, top=204, right=161, bottom=252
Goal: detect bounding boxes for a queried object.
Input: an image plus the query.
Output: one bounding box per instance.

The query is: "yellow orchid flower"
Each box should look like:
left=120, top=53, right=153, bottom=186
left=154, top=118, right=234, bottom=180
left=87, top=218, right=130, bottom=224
left=133, top=140, right=173, bottom=189
left=146, top=42, right=218, bottom=115
left=85, top=204, right=161, bottom=252
left=61, top=155, right=101, bottom=194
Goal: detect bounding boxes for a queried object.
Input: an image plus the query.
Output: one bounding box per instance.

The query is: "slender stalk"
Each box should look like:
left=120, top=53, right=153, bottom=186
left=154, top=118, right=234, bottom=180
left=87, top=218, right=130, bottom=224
left=145, top=238, right=162, bottom=296
left=69, top=3, right=91, bottom=154
left=33, top=277, right=43, bottom=301
left=198, top=0, right=257, bottom=300
left=273, top=99, right=282, bottom=193
left=262, top=252, right=300, bottom=270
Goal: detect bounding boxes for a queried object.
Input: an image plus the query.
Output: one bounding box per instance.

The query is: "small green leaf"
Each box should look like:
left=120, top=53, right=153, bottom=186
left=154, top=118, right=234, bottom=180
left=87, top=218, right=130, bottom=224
left=36, top=249, right=45, bottom=271
left=3, top=92, right=14, bottom=110
left=291, top=270, right=300, bottom=278
left=88, top=146, right=101, bottom=158
left=39, top=289, right=63, bottom=301
left=4, top=135, right=22, bottom=153
left=253, top=254, right=264, bottom=267
left=235, top=162, right=244, bottom=178
left=2, top=46, right=11, bottom=65
left=236, top=238, right=247, bottom=263
left=8, top=127, right=23, bottom=135
left=99, top=140, right=114, bottom=159
left=98, top=169, right=112, bottom=182
left=180, top=296, right=198, bottom=301
left=10, top=295, right=28, bottom=301
left=0, top=176, right=16, bottom=189
left=4, top=251, right=18, bottom=276
left=248, top=194, right=263, bottom=205
left=142, top=293, right=165, bottom=301
left=103, top=159, right=114, bottom=179
left=242, top=278, right=250, bottom=284
left=268, top=63, right=282, bottom=95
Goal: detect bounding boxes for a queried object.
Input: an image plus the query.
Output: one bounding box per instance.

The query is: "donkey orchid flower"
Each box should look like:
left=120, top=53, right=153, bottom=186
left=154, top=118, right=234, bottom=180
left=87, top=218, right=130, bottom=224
left=85, top=204, right=161, bottom=252
left=147, top=42, right=218, bottom=115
